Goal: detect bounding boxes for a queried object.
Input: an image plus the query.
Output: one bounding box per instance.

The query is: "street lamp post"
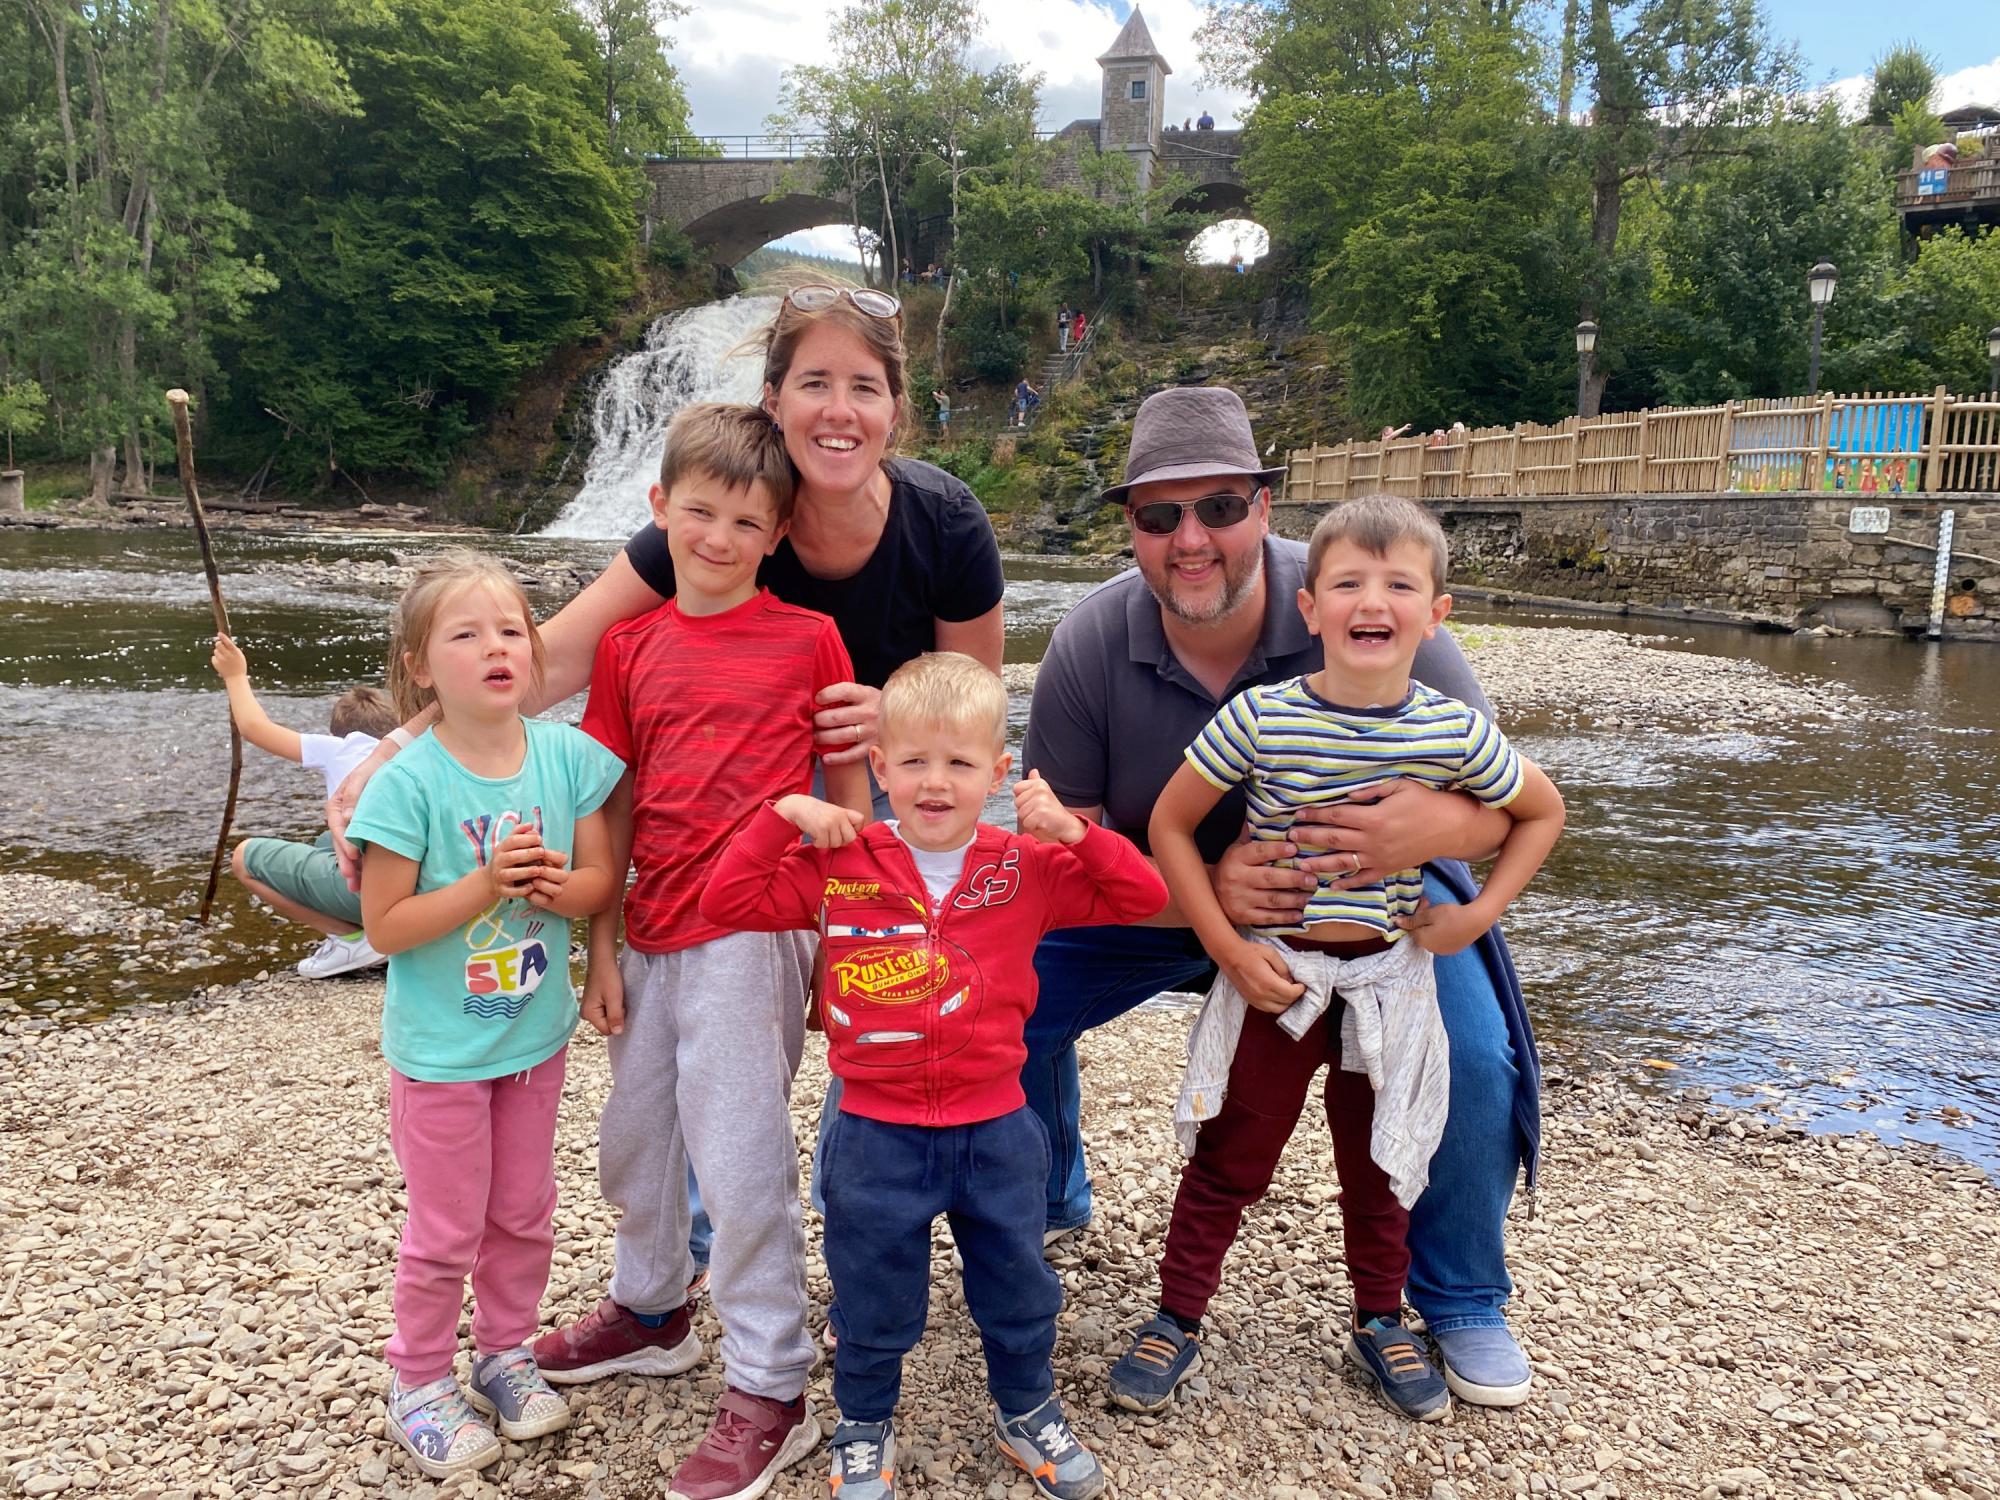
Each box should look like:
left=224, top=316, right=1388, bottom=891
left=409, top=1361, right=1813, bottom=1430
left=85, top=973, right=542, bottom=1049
left=1575, top=320, right=1599, bottom=418
left=1806, top=260, right=1838, bottom=395
left=1987, top=326, right=2000, bottom=394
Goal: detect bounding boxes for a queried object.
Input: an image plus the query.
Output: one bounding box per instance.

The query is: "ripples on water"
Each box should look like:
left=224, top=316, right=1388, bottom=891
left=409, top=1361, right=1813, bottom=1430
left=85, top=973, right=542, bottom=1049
left=2, top=532, right=1996, bottom=1173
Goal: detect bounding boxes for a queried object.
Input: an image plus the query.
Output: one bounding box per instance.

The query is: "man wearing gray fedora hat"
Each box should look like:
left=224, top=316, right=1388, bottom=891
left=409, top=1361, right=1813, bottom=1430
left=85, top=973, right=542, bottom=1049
left=1020, top=384, right=1540, bottom=1408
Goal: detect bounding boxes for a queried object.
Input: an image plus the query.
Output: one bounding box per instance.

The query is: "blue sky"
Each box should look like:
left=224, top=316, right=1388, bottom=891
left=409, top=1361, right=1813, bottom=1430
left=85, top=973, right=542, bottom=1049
left=1759, top=0, right=1998, bottom=97
left=721, top=0, right=2000, bottom=262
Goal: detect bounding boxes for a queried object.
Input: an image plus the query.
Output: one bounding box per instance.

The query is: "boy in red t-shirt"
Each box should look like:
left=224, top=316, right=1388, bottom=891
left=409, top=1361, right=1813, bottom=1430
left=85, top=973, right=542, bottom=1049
left=531, top=404, right=870, bottom=1500
left=700, top=653, right=1168, bottom=1500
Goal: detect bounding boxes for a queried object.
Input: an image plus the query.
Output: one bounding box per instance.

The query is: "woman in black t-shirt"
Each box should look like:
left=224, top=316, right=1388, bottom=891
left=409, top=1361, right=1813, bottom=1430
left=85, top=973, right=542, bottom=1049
left=545, top=284, right=1004, bottom=765
left=327, top=285, right=1002, bottom=852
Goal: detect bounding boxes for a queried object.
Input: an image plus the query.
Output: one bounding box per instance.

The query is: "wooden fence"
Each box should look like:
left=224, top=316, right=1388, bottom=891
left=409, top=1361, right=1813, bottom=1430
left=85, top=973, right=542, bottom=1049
left=1285, top=388, right=2000, bottom=503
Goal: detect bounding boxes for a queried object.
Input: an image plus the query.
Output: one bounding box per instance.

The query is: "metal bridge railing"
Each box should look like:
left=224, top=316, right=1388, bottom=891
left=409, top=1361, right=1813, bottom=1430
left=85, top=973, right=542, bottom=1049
left=646, top=130, right=1072, bottom=163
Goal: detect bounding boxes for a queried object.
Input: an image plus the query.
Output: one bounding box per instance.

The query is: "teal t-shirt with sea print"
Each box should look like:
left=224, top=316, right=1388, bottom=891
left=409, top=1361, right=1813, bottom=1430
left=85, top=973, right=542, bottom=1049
left=347, top=717, right=624, bottom=1083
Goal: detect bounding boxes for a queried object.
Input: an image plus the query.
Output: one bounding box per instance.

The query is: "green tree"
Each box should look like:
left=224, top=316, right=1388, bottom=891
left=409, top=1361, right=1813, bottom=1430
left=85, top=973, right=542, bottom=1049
left=0, top=375, right=46, bottom=469
left=1865, top=43, right=1936, bottom=127
left=1568, top=0, right=1799, bottom=411
left=772, top=0, right=1036, bottom=288
left=1629, top=101, right=1898, bottom=403
left=567, top=0, right=695, bottom=159
left=1826, top=228, right=2000, bottom=394
left=1, top=0, right=351, bottom=499
left=220, top=0, right=634, bottom=485
left=1208, top=0, right=1576, bottom=428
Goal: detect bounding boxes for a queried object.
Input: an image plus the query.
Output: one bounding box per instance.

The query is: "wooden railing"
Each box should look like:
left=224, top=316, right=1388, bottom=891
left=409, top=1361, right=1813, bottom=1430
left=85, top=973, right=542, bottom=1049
left=1285, top=388, right=2000, bottom=503
left=1894, top=161, right=2000, bottom=212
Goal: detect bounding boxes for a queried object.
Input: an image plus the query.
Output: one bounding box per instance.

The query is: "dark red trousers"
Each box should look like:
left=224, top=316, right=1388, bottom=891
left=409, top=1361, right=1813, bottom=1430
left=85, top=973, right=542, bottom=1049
left=1157, top=994, right=1409, bottom=1322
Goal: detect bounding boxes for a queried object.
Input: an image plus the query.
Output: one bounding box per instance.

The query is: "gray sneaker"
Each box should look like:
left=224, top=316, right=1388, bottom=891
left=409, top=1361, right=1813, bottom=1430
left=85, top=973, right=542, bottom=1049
left=385, top=1375, right=500, bottom=1479
left=465, top=1346, right=571, bottom=1440
left=828, top=1418, right=897, bottom=1499
left=994, top=1397, right=1105, bottom=1499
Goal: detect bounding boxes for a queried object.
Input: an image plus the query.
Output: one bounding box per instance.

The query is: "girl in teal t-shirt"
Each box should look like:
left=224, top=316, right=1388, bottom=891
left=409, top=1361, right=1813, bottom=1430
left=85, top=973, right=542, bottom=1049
left=345, top=551, right=623, bottom=1480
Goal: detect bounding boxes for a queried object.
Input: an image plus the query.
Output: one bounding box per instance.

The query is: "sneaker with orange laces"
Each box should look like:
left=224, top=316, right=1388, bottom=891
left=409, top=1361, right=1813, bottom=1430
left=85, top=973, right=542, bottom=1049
left=666, top=1387, right=819, bottom=1500
left=531, top=1297, right=703, bottom=1386
left=1107, top=1313, right=1202, bottom=1413
left=1344, top=1313, right=1450, bottom=1422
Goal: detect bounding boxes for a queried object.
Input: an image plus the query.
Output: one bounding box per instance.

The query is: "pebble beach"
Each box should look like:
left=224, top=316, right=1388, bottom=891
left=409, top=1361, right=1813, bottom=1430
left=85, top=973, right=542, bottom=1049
left=4, top=980, right=1997, bottom=1500
left=3, top=623, right=1997, bottom=1499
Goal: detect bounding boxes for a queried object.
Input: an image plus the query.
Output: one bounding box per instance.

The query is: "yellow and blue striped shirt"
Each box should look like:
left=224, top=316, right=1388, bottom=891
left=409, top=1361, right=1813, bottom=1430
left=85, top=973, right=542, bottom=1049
left=1185, top=676, right=1524, bottom=938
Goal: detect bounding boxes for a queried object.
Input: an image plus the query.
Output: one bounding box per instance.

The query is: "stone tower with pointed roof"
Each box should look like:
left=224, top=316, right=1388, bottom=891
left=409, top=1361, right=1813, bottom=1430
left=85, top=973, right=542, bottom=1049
left=1098, top=8, right=1170, bottom=192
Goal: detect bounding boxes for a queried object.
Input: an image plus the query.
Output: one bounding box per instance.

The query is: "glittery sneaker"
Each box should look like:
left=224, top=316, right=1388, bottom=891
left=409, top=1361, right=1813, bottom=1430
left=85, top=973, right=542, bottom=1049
left=993, top=1396, right=1106, bottom=1499
left=531, top=1297, right=703, bottom=1385
left=384, top=1374, right=500, bottom=1479
left=466, top=1345, right=570, bottom=1439
left=297, top=930, right=386, bottom=979
left=827, top=1417, right=897, bottom=1499
left=667, top=1388, right=819, bottom=1500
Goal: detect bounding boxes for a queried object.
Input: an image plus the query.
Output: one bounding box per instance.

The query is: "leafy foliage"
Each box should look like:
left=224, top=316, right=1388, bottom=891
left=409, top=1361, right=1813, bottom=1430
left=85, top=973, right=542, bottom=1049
left=216, top=0, right=639, bottom=484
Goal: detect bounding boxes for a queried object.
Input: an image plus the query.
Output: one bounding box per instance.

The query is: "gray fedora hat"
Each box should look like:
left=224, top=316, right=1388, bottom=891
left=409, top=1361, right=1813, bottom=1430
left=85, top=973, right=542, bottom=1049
left=1101, top=386, right=1287, bottom=506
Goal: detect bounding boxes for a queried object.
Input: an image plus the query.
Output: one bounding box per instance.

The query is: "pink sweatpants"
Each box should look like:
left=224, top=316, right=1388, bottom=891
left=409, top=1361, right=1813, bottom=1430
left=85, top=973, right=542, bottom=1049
left=384, top=1050, right=567, bottom=1384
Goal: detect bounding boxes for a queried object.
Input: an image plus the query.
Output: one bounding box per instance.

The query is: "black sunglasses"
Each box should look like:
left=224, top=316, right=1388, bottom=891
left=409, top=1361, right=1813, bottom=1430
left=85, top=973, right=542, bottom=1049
left=1127, top=489, right=1261, bottom=536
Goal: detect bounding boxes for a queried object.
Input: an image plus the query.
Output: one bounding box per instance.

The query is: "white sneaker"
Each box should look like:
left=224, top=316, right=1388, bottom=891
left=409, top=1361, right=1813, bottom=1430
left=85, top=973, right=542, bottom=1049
left=298, top=932, right=387, bottom=979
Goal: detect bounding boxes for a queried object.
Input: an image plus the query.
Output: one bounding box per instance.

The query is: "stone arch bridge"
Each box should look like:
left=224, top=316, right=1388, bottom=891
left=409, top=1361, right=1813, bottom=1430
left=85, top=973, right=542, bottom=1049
left=641, top=130, right=1248, bottom=268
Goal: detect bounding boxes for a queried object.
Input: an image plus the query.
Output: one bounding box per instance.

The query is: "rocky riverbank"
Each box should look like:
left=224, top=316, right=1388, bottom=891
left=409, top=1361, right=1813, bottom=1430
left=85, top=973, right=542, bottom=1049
left=3, top=974, right=1996, bottom=1500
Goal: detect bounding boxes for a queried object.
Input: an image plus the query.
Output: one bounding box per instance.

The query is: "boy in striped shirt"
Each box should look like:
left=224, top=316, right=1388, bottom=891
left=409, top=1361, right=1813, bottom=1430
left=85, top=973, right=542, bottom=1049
left=1111, top=495, right=1565, bottom=1423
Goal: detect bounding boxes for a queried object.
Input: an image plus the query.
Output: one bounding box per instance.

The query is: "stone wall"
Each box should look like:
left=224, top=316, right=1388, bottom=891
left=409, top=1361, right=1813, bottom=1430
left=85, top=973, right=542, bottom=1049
left=1269, top=493, right=2000, bottom=642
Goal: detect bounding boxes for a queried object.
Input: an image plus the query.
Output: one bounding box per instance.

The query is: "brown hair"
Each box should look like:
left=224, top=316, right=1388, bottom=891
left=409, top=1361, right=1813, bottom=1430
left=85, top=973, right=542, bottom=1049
left=659, top=402, right=799, bottom=526
left=385, top=550, right=547, bottom=721
left=331, top=685, right=399, bottom=738
left=750, top=280, right=911, bottom=456
left=1304, top=495, right=1450, bottom=594
left=878, top=651, right=1009, bottom=752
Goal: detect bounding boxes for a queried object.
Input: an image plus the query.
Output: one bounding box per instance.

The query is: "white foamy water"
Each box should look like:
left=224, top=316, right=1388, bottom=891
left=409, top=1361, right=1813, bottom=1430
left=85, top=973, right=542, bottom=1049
left=542, top=295, right=781, bottom=539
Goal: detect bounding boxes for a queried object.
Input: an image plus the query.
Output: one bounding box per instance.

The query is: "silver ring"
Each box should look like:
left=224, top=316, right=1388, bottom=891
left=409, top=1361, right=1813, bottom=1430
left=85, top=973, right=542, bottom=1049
left=1345, top=852, right=1361, bottom=876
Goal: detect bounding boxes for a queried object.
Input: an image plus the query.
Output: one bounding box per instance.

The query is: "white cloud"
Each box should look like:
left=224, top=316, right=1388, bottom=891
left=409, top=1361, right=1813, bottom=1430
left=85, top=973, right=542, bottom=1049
left=1820, top=52, right=2000, bottom=120
left=670, top=0, right=1250, bottom=140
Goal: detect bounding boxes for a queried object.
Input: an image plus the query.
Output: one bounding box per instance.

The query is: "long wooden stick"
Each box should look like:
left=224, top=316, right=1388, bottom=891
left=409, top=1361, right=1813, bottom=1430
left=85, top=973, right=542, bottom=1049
left=168, top=388, right=240, bottom=924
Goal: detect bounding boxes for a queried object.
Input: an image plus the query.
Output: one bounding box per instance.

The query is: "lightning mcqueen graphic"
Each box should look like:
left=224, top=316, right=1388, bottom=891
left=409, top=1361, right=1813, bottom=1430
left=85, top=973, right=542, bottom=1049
left=817, top=899, right=984, bottom=1068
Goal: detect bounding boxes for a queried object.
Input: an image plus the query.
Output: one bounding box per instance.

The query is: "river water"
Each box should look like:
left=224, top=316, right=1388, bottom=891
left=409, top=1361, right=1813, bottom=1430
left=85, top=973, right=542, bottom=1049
left=2, top=524, right=1995, bottom=1176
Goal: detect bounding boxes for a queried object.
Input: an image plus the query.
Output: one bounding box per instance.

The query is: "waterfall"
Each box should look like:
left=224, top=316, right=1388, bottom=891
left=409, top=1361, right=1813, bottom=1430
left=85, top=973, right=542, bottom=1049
left=541, top=295, right=782, bottom=539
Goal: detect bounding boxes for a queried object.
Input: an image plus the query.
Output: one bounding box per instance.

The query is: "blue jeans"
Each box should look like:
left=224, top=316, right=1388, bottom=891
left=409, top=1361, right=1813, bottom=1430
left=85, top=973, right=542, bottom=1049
left=1021, top=870, right=1523, bottom=1331
left=686, top=1163, right=713, bottom=1270
left=822, top=1108, right=1062, bottom=1421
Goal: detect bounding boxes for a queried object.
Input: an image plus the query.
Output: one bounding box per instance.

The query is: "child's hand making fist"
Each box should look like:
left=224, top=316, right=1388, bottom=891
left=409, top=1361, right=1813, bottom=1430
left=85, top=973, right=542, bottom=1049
left=1013, top=770, right=1086, bottom=845
left=774, top=793, right=867, bottom=849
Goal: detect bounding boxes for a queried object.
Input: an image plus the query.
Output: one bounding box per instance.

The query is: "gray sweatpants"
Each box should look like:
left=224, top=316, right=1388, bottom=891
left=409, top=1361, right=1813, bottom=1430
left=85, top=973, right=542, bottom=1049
left=602, top=931, right=815, bottom=1400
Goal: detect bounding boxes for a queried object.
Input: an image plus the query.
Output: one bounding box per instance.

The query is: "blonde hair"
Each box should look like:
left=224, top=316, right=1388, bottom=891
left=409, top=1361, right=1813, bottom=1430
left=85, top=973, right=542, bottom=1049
left=331, top=684, right=399, bottom=738
left=878, top=652, right=1008, bottom=751
left=660, top=402, right=798, bottom=526
left=386, top=550, right=547, bottom=721
left=747, top=277, right=911, bottom=456
left=1305, top=494, right=1450, bottom=594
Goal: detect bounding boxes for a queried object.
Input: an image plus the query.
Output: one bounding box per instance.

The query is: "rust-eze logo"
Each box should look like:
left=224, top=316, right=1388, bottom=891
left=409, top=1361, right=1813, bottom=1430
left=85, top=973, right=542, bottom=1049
left=830, top=944, right=951, bottom=1005
left=824, top=878, right=883, bottom=901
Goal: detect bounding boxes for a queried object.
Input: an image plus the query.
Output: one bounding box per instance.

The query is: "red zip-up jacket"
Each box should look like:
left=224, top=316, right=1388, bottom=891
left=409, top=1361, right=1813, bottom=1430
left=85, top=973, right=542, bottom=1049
left=700, top=804, right=1168, bottom=1127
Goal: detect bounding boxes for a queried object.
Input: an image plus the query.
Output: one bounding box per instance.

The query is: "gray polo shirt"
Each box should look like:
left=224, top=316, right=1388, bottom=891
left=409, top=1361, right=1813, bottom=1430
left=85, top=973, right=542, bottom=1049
left=1022, top=537, right=1491, bottom=863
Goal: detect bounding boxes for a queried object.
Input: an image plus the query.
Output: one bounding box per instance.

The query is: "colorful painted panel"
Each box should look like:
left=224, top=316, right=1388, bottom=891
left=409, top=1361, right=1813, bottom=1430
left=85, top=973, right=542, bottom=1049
left=1821, top=401, right=1925, bottom=493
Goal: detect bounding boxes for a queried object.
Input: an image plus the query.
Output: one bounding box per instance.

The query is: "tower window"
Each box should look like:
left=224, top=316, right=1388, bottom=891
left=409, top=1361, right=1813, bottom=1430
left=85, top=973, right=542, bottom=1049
left=1130, top=80, right=1146, bottom=100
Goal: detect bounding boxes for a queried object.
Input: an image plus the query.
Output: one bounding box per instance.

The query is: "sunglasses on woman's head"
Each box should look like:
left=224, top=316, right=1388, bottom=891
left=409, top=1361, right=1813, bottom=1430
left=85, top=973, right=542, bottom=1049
left=1127, top=489, right=1260, bottom=536
left=786, top=284, right=902, bottom=319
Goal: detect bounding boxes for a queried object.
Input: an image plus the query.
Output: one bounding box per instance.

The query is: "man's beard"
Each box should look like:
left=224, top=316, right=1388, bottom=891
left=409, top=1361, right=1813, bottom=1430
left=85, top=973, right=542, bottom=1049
left=1142, top=541, right=1264, bottom=626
